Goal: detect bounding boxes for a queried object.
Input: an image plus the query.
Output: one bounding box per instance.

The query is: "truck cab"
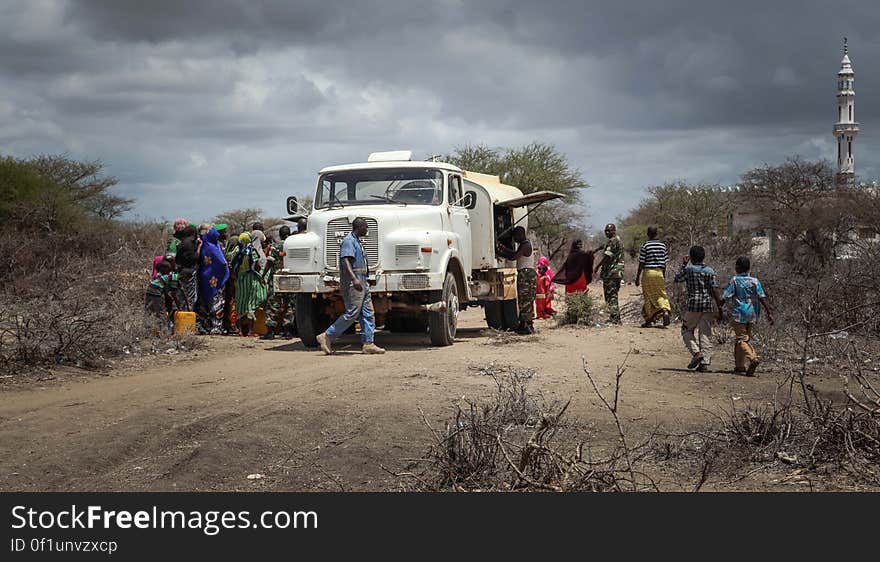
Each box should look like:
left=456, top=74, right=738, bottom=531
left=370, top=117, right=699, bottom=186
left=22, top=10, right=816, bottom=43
left=275, top=150, right=561, bottom=347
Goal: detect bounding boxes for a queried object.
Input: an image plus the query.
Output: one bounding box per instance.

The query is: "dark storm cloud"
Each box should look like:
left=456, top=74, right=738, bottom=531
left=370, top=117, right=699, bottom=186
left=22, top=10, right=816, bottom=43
left=58, top=0, right=880, bottom=130
left=2, top=0, right=879, bottom=224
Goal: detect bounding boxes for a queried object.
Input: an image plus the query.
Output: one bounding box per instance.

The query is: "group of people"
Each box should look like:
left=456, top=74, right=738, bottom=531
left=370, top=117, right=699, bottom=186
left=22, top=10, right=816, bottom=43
left=503, top=221, right=774, bottom=376
left=629, top=224, right=774, bottom=376
left=147, top=214, right=774, bottom=374
left=498, top=223, right=626, bottom=334
left=145, top=217, right=307, bottom=340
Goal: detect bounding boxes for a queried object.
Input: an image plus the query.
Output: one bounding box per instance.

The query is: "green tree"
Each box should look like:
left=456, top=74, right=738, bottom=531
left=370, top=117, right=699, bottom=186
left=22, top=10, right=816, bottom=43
left=0, top=154, right=128, bottom=232
left=444, top=142, right=589, bottom=262
left=27, top=154, right=132, bottom=220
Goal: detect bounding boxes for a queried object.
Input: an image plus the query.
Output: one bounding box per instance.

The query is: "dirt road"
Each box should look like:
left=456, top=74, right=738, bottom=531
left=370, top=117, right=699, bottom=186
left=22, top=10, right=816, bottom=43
left=0, top=289, right=837, bottom=491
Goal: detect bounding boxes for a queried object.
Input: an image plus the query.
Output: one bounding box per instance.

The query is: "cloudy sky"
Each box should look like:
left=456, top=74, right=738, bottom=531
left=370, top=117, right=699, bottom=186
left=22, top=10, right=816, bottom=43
left=2, top=1, right=879, bottom=227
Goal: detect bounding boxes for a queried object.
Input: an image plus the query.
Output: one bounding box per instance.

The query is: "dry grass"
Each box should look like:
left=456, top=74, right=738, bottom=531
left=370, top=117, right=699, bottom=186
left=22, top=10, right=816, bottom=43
left=0, top=220, right=186, bottom=377
left=394, top=357, right=660, bottom=492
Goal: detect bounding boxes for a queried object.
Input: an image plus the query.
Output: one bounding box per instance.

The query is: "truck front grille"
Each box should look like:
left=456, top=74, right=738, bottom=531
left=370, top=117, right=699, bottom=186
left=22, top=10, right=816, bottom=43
left=325, top=217, right=379, bottom=270
left=400, top=274, right=430, bottom=290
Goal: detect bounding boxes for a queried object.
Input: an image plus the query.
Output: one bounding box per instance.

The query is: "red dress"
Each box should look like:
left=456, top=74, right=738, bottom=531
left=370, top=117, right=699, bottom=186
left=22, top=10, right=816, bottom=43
left=535, top=273, right=556, bottom=319
left=565, top=272, right=588, bottom=293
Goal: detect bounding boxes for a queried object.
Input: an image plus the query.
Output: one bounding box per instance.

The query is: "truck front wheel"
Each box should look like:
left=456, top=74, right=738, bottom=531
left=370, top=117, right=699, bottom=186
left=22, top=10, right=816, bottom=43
left=295, top=294, right=330, bottom=348
left=428, top=272, right=458, bottom=346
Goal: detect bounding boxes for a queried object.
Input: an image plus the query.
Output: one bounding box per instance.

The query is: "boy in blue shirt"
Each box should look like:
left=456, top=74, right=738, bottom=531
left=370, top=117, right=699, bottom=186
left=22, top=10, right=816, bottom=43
left=720, top=256, right=775, bottom=376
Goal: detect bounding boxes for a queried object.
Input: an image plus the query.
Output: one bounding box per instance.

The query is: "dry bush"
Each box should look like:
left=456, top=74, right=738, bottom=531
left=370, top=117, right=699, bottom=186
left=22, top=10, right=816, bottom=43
left=396, top=356, right=659, bottom=492
left=482, top=330, right=542, bottom=345
left=660, top=351, right=880, bottom=486
left=713, top=400, right=797, bottom=457
left=0, top=220, right=179, bottom=376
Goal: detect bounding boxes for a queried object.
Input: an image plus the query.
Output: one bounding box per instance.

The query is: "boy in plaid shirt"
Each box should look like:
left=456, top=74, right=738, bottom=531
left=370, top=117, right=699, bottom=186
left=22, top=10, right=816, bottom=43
left=673, top=246, right=723, bottom=371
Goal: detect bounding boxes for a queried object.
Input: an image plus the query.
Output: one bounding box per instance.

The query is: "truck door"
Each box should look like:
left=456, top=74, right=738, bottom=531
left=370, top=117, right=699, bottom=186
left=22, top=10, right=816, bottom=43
left=447, top=174, right=472, bottom=280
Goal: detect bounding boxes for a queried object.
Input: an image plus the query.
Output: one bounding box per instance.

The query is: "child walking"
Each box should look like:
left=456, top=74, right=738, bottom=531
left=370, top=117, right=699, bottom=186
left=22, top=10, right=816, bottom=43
left=720, top=256, right=775, bottom=376
left=535, top=257, right=556, bottom=319
left=674, top=246, right=723, bottom=372
left=145, top=259, right=184, bottom=334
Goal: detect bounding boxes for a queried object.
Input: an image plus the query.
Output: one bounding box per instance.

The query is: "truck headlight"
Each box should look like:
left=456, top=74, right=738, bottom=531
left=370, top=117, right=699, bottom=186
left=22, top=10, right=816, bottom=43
left=275, top=275, right=302, bottom=292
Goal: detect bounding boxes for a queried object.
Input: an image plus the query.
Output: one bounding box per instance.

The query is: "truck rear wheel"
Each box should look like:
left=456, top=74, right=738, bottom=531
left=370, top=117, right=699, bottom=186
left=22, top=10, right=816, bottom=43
left=428, top=272, right=458, bottom=346
left=484, top=299, right=519, bottom=331
left=295, top=294, right=331, bottom=348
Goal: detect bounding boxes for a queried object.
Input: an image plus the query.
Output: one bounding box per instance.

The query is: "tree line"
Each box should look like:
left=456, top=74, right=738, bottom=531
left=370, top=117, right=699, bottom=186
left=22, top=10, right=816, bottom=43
left=622, top=156, right=880, bottom=269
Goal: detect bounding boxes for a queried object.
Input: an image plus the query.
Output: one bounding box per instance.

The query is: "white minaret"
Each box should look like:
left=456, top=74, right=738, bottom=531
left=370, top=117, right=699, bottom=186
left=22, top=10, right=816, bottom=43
left=834, top=38, right=859, bottom=182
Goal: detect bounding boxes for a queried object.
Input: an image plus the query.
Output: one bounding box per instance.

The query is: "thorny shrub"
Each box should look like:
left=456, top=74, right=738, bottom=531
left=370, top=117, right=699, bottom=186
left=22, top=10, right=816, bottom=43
left=398, top=362, right=658, bottom=492
left=658, top=363, right=880, bottom=486
left=557, top=290, right=596, bottom=327
left=0, top=220, right=184, bottom=376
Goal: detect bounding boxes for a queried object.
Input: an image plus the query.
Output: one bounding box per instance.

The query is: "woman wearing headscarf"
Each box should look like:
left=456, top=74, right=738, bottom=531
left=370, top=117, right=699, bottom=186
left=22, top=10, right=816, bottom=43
left=151, top=255, right=165, bottom=280
left=197, top=227, right=230, bottom=335
left=230, top=231, right=268, bottom=336
left=535, top=256, right=557, bottom=319
left=173, top=225, right=201, bottom=311
left=167, top=218, right=190, bottom=257
left=552, top=239, right=593, bottom=294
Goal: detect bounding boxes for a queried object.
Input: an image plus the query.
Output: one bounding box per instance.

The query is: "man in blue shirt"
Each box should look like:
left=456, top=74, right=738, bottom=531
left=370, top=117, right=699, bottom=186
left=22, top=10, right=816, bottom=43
left=317, top=217, right=385, bottom=355
left=720, top=256, right=774, bottom=376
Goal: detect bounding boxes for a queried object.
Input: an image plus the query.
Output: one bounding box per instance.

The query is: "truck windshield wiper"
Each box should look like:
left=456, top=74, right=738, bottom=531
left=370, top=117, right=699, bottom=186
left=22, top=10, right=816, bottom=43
left=326, top=192, right=345, bottom=208
left=370, top=195, right=406, bottom=206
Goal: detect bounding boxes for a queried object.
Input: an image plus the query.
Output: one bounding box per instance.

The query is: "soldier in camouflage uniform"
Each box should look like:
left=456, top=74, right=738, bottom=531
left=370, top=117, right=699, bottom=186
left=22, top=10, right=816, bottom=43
left=593, top=223, right=625, bottom=324
left=261, top=225, right=296, bottom=339
left=517, top=268, right=537, bottom=329
left=497, top=226, right=537, bottom=334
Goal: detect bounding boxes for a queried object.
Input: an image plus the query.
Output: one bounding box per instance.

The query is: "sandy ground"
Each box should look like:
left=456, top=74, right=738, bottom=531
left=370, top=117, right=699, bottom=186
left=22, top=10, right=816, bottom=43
left=0, top=287, right=856, bottom=491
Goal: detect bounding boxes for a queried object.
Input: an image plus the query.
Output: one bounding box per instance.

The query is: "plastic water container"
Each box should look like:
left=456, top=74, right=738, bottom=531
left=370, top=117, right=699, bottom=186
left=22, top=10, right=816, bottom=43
left=173, top=311, right=197, bottom=335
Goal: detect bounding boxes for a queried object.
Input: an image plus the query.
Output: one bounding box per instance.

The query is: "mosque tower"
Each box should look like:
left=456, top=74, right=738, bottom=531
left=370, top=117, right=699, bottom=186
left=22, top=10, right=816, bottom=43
left=834, top=38, right=859, bottom=183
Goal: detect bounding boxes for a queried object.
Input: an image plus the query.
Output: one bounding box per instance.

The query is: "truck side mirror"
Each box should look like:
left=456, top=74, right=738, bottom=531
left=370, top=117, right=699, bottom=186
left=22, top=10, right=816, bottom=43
left=286, top=196, right=298, bottom=215
left=464, top=191, right=476, bottom=209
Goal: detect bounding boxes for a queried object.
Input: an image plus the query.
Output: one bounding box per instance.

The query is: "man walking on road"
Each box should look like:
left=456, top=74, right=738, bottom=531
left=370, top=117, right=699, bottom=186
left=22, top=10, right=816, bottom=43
left=593, top=223, right=625, bottom=324
left=317, top=218, right=385, bottom=355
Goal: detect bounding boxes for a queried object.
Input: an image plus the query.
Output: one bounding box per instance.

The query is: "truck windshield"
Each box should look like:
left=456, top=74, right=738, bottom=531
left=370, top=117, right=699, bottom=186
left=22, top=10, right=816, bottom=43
left=315, top=168, right=444, bottom=208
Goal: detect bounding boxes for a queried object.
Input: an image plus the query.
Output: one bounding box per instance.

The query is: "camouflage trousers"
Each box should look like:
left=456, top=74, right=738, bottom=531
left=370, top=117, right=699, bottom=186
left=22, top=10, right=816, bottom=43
left=264, top=292, right=296, bottom=331
left=603, top=277, right=622, bottom=324
left=517, top=268, right=537, bottom=324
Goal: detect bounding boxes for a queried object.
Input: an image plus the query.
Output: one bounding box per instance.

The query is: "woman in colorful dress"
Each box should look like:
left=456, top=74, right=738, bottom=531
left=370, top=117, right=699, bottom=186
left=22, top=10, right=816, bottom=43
left=230, top=231, right=268, bottom=336
left=197, top=227, right=230, bottom=335
left=173, top=225, right=200, bottom=311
